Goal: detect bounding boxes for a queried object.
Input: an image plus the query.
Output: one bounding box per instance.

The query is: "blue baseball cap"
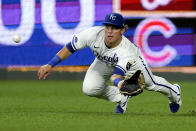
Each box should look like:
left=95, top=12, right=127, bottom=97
left=103, top=13, right=125, bottom=28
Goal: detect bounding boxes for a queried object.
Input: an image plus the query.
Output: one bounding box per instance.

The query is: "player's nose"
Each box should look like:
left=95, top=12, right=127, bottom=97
left=107, top=27, right=113, bottom=34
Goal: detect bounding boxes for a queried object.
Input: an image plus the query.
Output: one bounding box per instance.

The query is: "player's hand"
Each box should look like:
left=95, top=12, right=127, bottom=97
left=38, top=64, right=52, bottom=80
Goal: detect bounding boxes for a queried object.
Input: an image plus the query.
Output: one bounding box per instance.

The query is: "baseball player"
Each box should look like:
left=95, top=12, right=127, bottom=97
left=38, top=13, right=182, bottom=114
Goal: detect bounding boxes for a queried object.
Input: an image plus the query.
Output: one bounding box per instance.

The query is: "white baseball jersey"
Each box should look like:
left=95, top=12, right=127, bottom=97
left=67, top=26, right=143, bottom=77
left=66, top=26, right=180, bottom=107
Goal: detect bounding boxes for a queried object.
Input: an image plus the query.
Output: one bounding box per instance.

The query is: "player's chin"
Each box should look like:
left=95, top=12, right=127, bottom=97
left=106, top=37, right=114, bottom=43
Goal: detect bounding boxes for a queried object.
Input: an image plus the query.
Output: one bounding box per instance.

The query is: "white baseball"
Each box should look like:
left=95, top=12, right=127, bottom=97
left=13, top=34, right=21, bottom=43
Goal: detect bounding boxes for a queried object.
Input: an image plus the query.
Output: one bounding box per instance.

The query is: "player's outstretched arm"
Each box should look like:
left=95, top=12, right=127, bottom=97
left=37, top=46, right=72, bottom=80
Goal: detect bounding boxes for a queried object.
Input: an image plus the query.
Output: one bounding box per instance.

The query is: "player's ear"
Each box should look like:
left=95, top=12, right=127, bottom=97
left=124, top=25, right=128, bottom=31
left=121, top=25, right=128, bottom=34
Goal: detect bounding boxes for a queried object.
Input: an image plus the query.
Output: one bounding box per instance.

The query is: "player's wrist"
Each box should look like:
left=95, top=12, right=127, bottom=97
left=46, top=64, right=52, bottom=68
left=48, top=55, right=62, bottom=67
left=117, top=80, right=124, bottom=88
left=113, top=78, right=122, bottom=87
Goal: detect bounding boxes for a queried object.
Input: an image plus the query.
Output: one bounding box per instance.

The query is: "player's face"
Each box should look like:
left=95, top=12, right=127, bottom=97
left=104, top=25, right=125, bottom=48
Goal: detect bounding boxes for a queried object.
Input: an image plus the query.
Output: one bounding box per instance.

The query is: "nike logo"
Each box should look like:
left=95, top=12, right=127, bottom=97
left=94, top=45, right=100, bottom=48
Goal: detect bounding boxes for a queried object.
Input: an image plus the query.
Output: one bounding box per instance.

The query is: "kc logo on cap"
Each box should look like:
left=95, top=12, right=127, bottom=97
left=110, top=14, right=116, bottom=21
left=103, top=13, right=125, bottom=28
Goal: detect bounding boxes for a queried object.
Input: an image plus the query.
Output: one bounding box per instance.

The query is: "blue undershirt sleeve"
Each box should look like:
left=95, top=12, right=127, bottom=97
left=66, top=42, right=76, bottom=53
left=112, top=65, right=126, bottom=76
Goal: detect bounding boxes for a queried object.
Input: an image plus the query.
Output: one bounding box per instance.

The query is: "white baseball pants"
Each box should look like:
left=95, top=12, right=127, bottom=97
left=82, top=57, right=179, bottom=103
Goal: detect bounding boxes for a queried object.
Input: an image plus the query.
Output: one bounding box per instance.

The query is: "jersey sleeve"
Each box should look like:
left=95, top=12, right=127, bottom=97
left=112, top=42, right=141, bottom=77
left=113, top=56, right=138, bottom=77
left=66, top=26, right=102, bottom=52
left=113, top=64, right=126, bottom=76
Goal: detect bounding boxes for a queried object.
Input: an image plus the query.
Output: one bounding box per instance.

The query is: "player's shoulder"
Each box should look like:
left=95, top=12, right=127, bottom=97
left=89, top=26, right=104, bottom=31
left=77, top=26, right=104, bottom=41
left=80, top=26, right=104, bottom=36
left=121, top=36, right=136, bottom=49
left=117, top=36, right=138, bottom=57
left=122, top=36, right=134, bottom=45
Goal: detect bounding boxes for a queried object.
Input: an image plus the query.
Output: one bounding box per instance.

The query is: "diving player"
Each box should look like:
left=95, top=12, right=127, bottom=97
left=38, top=13, right=181, bottom=114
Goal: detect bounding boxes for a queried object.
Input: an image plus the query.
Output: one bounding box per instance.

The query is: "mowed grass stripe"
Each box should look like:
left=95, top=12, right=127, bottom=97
left=0, top=80, right=196, bottom=131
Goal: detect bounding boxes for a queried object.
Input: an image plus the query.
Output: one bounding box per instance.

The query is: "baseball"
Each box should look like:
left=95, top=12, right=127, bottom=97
left=13, top=34, right=21, bottom=43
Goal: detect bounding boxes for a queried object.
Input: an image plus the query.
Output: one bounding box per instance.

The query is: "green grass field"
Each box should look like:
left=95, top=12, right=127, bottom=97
left=0, top=80, right=196, bottom=131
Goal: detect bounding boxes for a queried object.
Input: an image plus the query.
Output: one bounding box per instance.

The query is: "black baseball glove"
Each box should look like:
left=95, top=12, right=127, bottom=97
left=120, top=70, right=145, bottom=96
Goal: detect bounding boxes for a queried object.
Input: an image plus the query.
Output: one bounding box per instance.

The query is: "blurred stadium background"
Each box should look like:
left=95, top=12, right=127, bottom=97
left=0, top=0, right=196, bottom=131
left=0, top=0, right=196, bottom=81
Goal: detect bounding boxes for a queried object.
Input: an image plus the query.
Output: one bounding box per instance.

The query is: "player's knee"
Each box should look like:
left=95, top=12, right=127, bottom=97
left=82, top=82, right=103, bottom=97
left=144, top=82, right=155, bottom=91
left=82, top=86, right=102, bottom=96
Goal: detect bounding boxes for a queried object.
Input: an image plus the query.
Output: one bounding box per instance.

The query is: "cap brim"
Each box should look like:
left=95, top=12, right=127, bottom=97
left=103, top=22, right=124, bottom=28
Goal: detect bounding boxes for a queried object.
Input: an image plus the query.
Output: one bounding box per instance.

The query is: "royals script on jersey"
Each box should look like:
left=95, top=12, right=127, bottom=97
left=69, top=26, right=143, bottom=76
